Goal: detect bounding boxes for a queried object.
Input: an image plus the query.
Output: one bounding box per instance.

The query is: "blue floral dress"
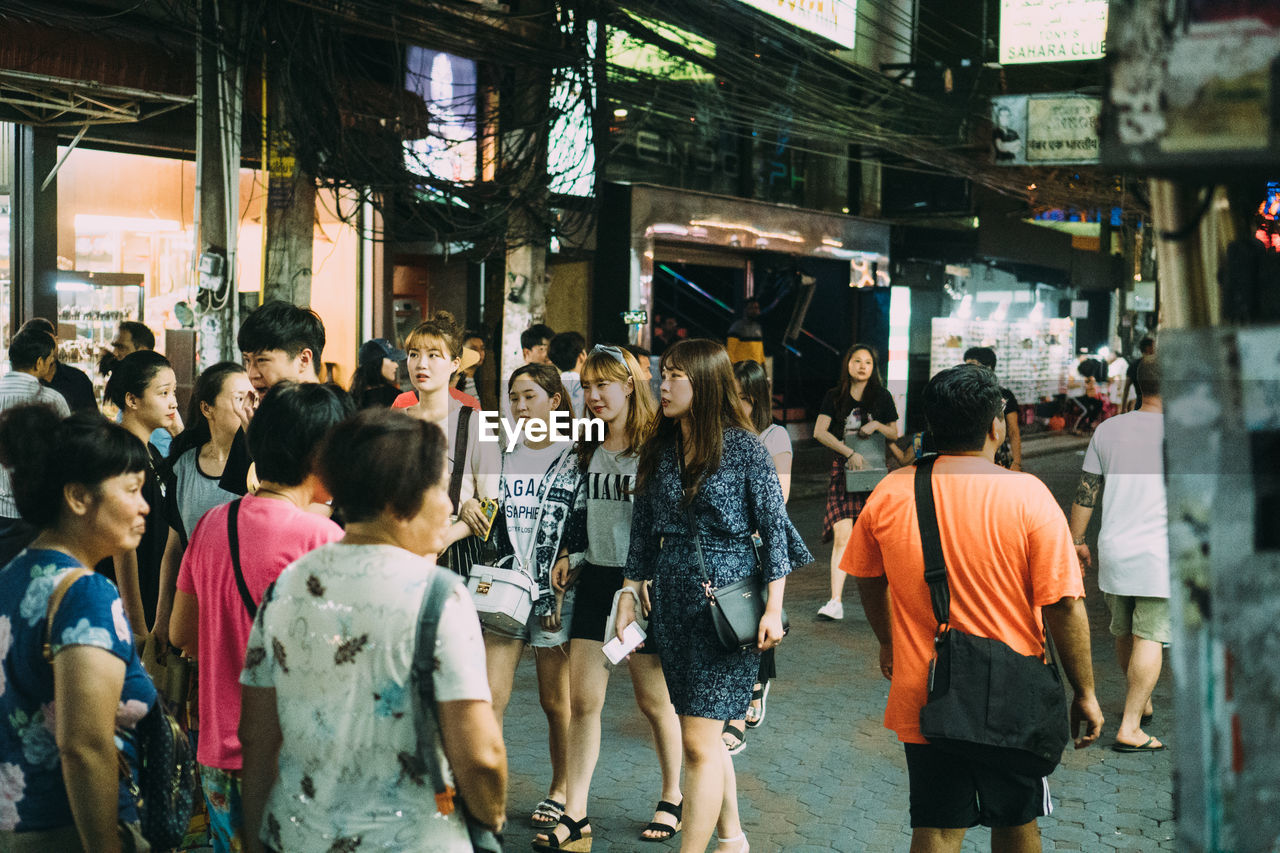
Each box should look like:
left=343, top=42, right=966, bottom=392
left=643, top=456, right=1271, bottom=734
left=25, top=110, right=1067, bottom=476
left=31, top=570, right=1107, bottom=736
left=625, top=428, right=813, bottom=719
left=0, top=549, right=155, bottom=833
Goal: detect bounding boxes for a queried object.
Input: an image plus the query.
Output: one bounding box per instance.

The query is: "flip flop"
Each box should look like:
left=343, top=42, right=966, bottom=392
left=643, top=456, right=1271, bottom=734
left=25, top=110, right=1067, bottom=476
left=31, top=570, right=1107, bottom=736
left=639, top=799, right=682, bottom=842
left=1111, top=736, right=1165, bottom=753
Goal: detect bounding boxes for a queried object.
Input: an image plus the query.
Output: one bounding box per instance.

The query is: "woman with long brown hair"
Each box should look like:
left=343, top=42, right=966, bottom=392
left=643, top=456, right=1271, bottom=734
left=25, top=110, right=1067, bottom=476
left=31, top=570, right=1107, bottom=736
left=612, top=339, right=812, bottom=853
left=812, top=344, right=899, bottom=621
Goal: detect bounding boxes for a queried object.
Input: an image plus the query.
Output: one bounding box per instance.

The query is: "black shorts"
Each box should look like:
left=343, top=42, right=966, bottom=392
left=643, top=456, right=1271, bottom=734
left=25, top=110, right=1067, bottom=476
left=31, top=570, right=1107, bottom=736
left=904, top=743, right=1051, bottom=829
left=568, top=561, right=658, bottom=654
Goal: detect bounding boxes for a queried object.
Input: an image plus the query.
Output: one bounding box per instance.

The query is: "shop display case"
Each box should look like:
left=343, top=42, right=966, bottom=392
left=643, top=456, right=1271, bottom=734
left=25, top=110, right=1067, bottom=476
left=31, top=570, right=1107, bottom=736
left=929, top=317, right=1077, bottom=404
left=56, top=270, right=145, bottom=400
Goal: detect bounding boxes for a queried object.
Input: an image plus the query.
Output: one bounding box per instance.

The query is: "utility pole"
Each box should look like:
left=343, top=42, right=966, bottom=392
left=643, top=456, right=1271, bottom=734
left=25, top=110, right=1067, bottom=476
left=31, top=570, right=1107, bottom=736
left=497, top=0, right=555, bottom=385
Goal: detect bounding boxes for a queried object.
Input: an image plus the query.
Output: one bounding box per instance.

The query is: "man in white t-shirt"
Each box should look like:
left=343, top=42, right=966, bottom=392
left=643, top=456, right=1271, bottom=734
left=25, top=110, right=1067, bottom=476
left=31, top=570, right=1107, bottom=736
left=1069, top=356, right=1168, bottom=753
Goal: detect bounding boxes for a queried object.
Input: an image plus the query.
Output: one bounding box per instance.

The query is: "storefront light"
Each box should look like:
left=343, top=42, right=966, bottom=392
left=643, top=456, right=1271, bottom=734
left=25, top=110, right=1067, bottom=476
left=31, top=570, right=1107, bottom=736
left=74, top=214, right=183, bottom=233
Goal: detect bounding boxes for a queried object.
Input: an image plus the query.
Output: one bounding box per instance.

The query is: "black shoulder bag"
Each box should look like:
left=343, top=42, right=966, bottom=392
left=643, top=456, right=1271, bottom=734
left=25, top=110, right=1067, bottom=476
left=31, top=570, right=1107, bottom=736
left=440, top=407, right=486, bottom=578
left=679, top=436, right=788, bottom=652
left=412, top=570, right=504, bottom=853
left=914, top=455, right=1071, bottom=778
left=226, top=499, right=258, bottom=619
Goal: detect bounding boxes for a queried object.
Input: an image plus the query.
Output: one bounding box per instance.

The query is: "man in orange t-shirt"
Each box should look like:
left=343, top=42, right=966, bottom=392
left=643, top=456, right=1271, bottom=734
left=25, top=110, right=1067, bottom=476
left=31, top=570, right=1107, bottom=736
left=842, top=364, right=1103, bottom=853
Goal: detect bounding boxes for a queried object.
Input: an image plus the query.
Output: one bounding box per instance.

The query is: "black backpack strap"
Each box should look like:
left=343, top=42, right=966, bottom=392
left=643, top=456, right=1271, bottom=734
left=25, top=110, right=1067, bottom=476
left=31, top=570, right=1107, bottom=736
left=412, top=570, right=460, bottom=808
left=448, top=406, right=474, bottom=513
left=226, top=499, right=258, bottom=620
left=913, top=455, right=950, bottom=627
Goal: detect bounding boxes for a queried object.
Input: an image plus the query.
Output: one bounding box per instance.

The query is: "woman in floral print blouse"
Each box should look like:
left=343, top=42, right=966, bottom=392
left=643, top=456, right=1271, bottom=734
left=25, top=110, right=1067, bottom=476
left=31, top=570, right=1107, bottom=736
left=0, top=405, right=157, bottom=852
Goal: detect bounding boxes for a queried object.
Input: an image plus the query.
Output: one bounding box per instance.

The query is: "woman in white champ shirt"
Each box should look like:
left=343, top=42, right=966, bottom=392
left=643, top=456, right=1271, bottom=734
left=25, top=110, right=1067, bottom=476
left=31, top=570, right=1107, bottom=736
left=534, top=345, right=684, bottom=851
left=484, top=362, right=581, bottom=834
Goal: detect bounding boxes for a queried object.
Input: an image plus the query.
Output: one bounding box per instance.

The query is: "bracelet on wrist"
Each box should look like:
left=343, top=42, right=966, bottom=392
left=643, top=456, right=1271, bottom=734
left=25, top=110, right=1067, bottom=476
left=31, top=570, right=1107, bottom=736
left=618, top=587, right=640, bottom=605
left=1072, top=536, right=1086, bottom=546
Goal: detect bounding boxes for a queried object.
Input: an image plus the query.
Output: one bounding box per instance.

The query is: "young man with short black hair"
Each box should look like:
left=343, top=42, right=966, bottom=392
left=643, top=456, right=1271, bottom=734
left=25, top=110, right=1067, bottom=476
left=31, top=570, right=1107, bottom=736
left=844, top=364, right=1102, bottom=853
left=220, top=301, right=327, bottom=495
left=521, top=323, right=555, bottom=366
left=238, top=300, right=326, bottom=396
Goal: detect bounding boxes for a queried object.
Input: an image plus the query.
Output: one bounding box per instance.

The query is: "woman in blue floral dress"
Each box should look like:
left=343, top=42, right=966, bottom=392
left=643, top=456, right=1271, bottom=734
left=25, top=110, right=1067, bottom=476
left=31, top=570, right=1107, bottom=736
left=615, top=340, right=812, bottom=853
left=0, top=405, right=157, bottom=851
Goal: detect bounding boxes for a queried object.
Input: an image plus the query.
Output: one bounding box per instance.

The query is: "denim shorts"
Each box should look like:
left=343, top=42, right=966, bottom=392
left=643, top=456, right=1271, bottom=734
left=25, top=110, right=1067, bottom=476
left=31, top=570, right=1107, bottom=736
left=483, top=588, right=574, bottom=648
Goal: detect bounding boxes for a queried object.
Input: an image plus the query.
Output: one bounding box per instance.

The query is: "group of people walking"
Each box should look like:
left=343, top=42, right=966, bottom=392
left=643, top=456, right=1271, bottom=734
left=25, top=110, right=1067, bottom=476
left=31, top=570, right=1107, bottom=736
left=0, top=300, right=811, bottom=853
left=0, top=297, right=1170, bottom=853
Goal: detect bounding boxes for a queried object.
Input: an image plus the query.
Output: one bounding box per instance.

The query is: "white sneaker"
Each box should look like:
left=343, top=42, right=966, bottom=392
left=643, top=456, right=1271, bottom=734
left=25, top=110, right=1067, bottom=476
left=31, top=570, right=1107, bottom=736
left=817, top=599, right=844, bottom=621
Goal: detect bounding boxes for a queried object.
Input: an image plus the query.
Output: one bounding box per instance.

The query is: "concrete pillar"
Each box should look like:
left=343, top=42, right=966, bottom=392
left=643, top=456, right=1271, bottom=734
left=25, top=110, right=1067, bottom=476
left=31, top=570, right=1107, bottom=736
left=9, top=124, right=58, bottom=330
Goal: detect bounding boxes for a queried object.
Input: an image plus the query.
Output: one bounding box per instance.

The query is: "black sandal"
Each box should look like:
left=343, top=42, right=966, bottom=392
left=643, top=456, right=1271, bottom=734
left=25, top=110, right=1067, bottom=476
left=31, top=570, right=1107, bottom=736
left=722, top=720, right=746, bottom=755
left=532, top=814, right=592, bottom=852
left=639, top=799, right=683, bottom=842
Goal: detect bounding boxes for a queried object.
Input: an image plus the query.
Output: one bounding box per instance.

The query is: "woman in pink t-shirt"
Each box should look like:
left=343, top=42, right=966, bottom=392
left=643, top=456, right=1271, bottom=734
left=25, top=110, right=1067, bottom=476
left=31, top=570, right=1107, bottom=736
left=170, top=382, right=351, bottom=853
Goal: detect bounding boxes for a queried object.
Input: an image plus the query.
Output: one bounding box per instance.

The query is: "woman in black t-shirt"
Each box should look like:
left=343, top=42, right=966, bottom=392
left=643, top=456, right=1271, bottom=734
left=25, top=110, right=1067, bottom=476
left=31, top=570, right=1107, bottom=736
left=104, top=350, right=180, bottom=635
left=812, top=344, right=898, bottom=622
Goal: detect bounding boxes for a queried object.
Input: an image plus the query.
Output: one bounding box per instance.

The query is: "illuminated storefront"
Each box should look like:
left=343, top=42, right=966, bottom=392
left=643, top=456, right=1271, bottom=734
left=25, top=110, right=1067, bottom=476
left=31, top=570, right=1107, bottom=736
left=52, top=148, right=362, bottom=386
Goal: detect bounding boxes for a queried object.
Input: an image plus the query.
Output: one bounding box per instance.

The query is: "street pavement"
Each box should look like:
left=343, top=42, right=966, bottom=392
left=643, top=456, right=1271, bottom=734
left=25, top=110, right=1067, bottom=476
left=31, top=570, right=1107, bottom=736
left=498, top=435, right=1176, bottom=851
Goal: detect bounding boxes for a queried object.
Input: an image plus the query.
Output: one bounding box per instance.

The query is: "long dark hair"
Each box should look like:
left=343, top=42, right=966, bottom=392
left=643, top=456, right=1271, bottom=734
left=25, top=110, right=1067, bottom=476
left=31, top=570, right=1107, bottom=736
left=832, top=343, right=887, bottom=428
left=167, top=362, right=246, bottom=461
left=732, top=359, right=772, bottom=434
left=636, top=339, right=752, bottom=505
left=349, top=358, right=397, bottom=408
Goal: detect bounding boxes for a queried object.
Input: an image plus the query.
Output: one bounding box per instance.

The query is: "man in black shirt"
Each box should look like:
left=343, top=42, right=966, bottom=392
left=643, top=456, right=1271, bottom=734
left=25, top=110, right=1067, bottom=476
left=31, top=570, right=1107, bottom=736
left=1121, top=336, right=1155, bottom=412
left=963, top=347, right=1022, bottom=470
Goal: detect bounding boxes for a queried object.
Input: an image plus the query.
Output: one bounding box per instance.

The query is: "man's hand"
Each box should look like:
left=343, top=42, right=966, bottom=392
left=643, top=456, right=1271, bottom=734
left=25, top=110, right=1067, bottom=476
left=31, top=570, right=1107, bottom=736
left=878, top=643, right=893, bottom=681
left=1069, top=691, right=1104, bottom=749
left=1075, top=543, right=1092, bottom=573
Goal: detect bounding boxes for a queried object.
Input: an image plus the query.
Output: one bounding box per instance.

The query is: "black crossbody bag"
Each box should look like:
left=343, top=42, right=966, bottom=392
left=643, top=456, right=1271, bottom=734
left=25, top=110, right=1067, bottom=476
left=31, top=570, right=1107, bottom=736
left=678, top=436, right=788, bottom=652
left=914, top=455, right=1071, bottom=778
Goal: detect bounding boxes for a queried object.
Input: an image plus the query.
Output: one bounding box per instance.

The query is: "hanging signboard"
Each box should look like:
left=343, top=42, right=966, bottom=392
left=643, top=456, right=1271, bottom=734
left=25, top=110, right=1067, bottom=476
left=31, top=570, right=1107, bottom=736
left=1103, top=0, right=1280, bottom=171
left=731, top=0, right=857, bottom=49
left=999, top=0, right=1109, bottom=64
left=991, top=94, right=1100, bottom=165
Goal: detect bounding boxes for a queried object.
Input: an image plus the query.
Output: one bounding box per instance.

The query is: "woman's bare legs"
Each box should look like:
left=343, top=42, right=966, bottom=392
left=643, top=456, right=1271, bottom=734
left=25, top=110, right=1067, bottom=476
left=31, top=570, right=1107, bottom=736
left=826, top=517, right=854, bottom=604
left=534, top=644, right=572, bottom=807
left=630, top=653, right=684, bottom=836
left=678, top=715, right=731, bottom=853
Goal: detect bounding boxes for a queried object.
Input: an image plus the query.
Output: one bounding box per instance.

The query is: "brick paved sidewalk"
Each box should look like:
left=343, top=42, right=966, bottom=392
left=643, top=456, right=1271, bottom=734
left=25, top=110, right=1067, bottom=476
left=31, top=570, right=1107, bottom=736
left=498, top=448, right=1175, bottom=851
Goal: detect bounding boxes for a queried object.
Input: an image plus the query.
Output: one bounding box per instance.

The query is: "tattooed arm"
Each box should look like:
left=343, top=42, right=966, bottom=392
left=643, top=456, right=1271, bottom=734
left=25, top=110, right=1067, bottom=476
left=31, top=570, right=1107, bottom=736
left=1068, top=471, right=1102, bottom=572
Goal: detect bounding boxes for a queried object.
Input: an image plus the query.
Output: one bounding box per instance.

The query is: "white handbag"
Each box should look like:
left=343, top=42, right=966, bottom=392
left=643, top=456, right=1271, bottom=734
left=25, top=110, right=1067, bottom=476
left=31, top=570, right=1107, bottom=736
left=468, top=446, right=573, bottom=637
left=467, top=560, right=539, bottom=637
